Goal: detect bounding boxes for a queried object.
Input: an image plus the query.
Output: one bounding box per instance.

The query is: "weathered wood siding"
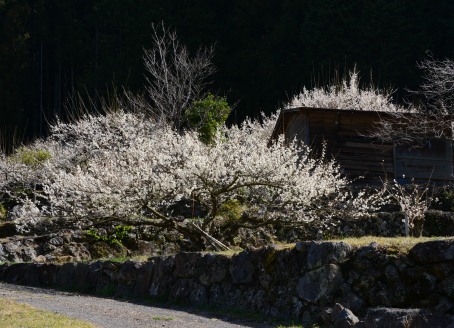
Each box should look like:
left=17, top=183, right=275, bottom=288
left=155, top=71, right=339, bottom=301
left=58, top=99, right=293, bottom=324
left=283, top=110, right=307, bottom=143
left=336, top=111, right=394, bottom=183
left=395, top=140, right=453, bottom=183
left=300, top=109, right=394, bottom=183
left=273, top=107, right=454, bottom=185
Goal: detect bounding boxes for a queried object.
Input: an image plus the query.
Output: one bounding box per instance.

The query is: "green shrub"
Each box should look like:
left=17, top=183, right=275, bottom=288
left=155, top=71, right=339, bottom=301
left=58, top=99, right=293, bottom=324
left=185, top=93, right=231, bottom=144
left=218, top=199, right=244, bottom=222
left=113, top=224, right=133, bottom=242
left=435, top=188, right=454, bottom=211
left=86, top=225, right=133, bottom=247
left=13, top=147, right=51, bottom=167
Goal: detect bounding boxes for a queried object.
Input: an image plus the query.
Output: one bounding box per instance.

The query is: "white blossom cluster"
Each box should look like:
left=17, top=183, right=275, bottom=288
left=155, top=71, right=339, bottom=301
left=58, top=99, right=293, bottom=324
left=287, top=69, right=409, bottom=112
left=0, top=141, right=54, bottom=232
left=0, top=143, right=47, bottom=191
left=42, top=113, right=347, bottom=221
left=0, top=110, right=383, bottom=243
left=385, top=179, right=432, bottom=237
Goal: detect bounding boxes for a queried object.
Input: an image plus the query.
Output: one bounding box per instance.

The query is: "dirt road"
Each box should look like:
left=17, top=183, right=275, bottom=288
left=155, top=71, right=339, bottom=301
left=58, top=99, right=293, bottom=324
left=0, top=283, right=273, bottom=328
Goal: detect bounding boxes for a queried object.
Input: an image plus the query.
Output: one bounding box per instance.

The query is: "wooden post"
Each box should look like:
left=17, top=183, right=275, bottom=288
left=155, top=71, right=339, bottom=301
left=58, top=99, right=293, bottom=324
left=404, top=213, right=409, bottom=237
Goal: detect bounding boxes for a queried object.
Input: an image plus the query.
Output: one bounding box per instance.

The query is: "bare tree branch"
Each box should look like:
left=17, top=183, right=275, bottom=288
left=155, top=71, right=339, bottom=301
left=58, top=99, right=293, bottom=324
left=140, top=22, right=216, bottom=129
left=413, top=57, right=454, bottom=115
left=370, top=111, right=454, bottom=146
left=371, top=57, right=454, bottom=146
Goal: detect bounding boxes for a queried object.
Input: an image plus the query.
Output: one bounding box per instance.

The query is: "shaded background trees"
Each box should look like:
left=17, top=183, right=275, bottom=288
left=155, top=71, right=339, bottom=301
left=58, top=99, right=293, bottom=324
left=1, top=0, right=454, bottom=149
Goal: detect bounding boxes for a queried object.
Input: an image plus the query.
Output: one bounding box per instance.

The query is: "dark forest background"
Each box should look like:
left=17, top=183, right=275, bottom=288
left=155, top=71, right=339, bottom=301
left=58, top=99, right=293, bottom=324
left=1, top=0, right=454, bottom=149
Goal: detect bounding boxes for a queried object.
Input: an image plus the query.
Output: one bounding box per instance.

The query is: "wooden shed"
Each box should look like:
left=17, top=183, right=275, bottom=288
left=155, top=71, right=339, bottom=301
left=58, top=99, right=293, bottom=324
left=271, top=107, right=454, bottom=185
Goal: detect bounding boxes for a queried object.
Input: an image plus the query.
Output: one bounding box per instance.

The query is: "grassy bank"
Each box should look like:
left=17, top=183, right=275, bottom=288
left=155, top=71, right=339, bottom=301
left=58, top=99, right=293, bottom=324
left=0, top=298, right=97, bottom=328
left=328, top=236, right=453, bottom=253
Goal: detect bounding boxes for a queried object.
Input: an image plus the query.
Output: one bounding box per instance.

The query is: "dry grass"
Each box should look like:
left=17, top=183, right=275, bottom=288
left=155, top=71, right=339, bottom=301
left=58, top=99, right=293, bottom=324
left=327, top=236, right=453, bottom=253
left=213, top=236, right=453, bottom=258
left=97, top=255, right=150, bottom=263
left=212, top=248, right=243, bottom=257
left=0, top=298, right=98, bottom=328
left=270, top=236, right=453, bottom=256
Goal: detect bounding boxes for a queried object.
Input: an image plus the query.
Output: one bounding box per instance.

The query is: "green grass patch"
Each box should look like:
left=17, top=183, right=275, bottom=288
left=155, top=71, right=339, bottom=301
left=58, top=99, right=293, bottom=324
left=0, top=298, right=97, bottom=327
left=152, top=316, right=173, bottom=321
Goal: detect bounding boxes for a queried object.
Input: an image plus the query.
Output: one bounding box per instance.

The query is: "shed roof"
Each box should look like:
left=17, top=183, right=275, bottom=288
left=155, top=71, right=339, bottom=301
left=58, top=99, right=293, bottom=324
left=270, top=106, right=454, bottom=142
left=271, top=107, right=402, bottom=141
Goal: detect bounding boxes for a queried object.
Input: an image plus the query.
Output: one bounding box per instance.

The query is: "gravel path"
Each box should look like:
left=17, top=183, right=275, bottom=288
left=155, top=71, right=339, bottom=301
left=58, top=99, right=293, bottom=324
left=0, top=283, right=273, bottom=328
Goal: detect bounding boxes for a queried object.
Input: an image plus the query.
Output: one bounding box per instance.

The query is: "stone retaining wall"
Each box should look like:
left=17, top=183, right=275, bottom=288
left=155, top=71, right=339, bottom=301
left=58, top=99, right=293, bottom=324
left=1, top=240, right=454, bottom=327
left=2, top=210, right=454, bottom=264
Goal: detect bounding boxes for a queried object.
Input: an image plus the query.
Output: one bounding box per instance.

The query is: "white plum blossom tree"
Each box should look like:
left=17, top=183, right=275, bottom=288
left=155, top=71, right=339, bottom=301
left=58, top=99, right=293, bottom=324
left=0, top=110, right=382, bottom=249
left=286, top=65, right=441, bottom=237
left=381, top=177, right=434, bottom=237
left=287, top=68, right=408, bottom=113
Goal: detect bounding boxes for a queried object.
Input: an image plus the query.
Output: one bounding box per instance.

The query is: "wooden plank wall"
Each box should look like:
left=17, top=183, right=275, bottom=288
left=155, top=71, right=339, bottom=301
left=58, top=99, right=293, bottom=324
left=306, top=110, right=339, bottom=159
left=337, top=111, right=394, bottom=184
left=278, top=108, right=454, bottom=185
left=283, top=111, right=307, bottom=144
left=395, top=140, right=454, bottom=183
left=305, top=109, right=394, bottom=184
